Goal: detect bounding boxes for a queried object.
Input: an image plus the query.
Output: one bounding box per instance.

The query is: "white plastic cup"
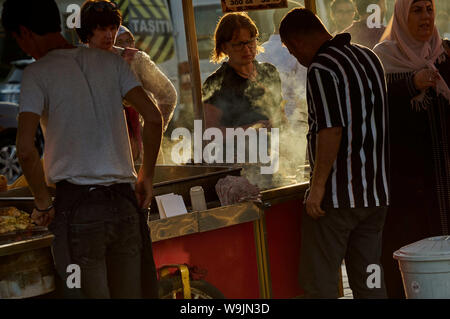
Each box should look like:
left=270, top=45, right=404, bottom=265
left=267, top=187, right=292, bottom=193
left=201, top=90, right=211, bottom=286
left=190, top=186, right=207, bottom=211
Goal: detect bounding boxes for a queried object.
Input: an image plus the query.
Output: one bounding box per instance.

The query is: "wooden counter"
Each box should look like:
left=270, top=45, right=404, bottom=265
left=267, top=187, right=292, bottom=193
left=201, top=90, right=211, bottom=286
left=148, top=182, right=309, bottom=243
left=149, top=201, right=262, bottom=242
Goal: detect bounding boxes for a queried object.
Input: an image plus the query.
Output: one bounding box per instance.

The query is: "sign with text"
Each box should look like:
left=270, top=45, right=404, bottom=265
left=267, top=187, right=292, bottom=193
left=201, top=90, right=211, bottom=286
left=221, top=0, right=288, bottom=12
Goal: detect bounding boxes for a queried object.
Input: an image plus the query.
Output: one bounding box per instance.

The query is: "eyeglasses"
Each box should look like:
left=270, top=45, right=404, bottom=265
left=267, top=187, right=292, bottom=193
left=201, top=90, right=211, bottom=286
left=85, top=1, right=117, bottom=12
left=230, top=38, right=257, bottom=51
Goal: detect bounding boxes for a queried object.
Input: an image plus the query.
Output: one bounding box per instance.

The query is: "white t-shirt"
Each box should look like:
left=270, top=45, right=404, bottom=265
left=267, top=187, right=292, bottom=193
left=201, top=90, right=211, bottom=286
left=19, top=47, right=140, bottom=185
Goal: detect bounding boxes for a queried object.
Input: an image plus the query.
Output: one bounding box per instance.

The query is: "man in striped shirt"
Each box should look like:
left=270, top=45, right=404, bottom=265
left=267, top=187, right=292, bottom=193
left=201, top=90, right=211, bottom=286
left=280, top=8, right=389, bottom=298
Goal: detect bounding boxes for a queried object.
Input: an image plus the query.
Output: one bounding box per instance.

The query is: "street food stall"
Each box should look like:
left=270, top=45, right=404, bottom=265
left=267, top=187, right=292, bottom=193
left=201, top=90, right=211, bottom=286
left=0, top=0, right=344, bottom=299
left=147, top=0, right=315, bottom=298
left=0, top=164, right=312, bottom=299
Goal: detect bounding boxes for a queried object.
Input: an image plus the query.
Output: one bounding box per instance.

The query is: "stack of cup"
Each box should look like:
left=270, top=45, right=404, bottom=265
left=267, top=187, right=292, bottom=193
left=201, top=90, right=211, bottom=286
left=190, top=186, right=207, bottom=211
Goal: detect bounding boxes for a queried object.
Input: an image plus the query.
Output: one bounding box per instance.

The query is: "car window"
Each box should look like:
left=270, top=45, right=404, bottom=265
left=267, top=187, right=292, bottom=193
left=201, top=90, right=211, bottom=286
left=6, top=68, right=23, bottom=84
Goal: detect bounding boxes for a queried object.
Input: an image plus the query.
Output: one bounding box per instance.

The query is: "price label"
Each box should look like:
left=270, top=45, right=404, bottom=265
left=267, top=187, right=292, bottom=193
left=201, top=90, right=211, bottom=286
left=221, top=0, right=287, bottom=12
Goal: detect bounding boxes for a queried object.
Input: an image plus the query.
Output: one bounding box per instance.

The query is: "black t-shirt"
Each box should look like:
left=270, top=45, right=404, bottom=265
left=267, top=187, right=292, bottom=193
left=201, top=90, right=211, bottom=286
left=202, top=61, right=282, bottom=128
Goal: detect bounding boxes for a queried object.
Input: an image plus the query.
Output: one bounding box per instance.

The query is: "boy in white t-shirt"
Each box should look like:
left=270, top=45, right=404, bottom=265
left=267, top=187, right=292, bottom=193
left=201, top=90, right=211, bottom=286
left=2, top=0, right=163, bottom=298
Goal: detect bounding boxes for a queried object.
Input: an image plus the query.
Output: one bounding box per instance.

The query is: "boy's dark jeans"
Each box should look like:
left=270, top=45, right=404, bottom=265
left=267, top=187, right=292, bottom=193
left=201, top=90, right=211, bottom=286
left=49, top=181, right=148, bottom=299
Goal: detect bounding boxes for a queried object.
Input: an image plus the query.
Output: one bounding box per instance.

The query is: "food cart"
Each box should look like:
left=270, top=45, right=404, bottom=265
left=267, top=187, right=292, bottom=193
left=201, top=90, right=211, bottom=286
left=0, top=205, right=55, bottom=299
left=0, top=164, right=319, bottom=299
left=151, top=179, right=308, bottom=298
left=148, top=0, right=320, bottom=298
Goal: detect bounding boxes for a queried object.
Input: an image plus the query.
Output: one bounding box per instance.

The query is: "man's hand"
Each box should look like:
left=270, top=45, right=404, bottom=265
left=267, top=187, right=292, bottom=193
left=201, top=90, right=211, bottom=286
left=31, top=207, right=55, bottom=227
left=135, top=170, right=153, bottom=209
left=306, top=127, right=342, bottom=219
left=121, top=47, right=138, bottom=65
left=305, top=185, right=326, bottom=219
left=17, top=112, right=54, bottom=226
left=32, top=196, right=55, bottom=226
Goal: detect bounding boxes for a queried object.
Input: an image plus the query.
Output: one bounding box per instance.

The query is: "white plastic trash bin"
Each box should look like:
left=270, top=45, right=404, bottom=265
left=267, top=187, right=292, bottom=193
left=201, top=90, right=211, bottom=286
left=393, top=236, right=450, bottom=299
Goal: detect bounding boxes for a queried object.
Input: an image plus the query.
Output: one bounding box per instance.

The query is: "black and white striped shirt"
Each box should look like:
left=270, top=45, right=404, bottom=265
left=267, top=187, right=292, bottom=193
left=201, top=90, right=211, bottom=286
left=306, top=33, right=389, bottom=208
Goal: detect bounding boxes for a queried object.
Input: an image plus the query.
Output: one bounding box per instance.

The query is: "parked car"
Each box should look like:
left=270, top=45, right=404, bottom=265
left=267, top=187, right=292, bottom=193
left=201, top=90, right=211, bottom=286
left=0, top=101, right=21, bottom=183
left=0, top=59, right=44, bottom=184
left=0, top=59, right=35, bottom=104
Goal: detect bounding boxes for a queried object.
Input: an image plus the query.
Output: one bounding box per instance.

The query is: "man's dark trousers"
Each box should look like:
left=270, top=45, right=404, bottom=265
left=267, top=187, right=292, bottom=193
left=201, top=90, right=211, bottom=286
left=299, top=206, right=388, bottom=299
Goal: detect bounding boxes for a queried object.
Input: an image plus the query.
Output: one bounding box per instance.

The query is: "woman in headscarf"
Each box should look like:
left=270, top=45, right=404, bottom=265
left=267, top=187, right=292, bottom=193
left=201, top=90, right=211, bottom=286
left=77, top=0, right=177, bottom=163
left=115, top=25, right=136, bottom=49
left=373, top=0, right=450, bottom=298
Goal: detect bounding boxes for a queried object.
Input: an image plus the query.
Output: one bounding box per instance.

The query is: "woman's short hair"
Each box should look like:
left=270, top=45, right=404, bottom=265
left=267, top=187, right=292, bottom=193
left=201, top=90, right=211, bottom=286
left=211, top=12, right=261, bottom=64
left=279, top=8, right=328, bottom=45
left=76, top=0, right=122, bottom=44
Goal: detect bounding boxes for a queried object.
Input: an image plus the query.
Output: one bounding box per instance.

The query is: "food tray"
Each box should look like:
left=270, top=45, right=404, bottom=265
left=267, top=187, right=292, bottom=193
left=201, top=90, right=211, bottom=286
left=0, top=226, right=50, bottom=244
left=0, top=228, right=53, bottom=257
left=0, top=206, right=53, bottom=256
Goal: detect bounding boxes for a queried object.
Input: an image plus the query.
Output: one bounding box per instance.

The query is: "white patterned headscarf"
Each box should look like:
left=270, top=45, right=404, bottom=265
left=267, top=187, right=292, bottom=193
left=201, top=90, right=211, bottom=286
left=117, top=25, right=133, bottom=37
left=374, top=0, right=450, bottom=106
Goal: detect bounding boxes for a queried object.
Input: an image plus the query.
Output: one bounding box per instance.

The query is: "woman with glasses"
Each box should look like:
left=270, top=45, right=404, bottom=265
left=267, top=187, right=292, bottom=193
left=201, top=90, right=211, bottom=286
left=77, top=0, right=177, bottom=163
left=202, top=12, right=282, bottom=132
left=202, top=12, right=282, bottom=189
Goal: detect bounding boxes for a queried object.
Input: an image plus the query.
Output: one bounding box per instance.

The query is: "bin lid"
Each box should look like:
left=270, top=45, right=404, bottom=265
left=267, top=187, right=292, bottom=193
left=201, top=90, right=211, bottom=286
left=393, top=236, right=450, bottom=261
